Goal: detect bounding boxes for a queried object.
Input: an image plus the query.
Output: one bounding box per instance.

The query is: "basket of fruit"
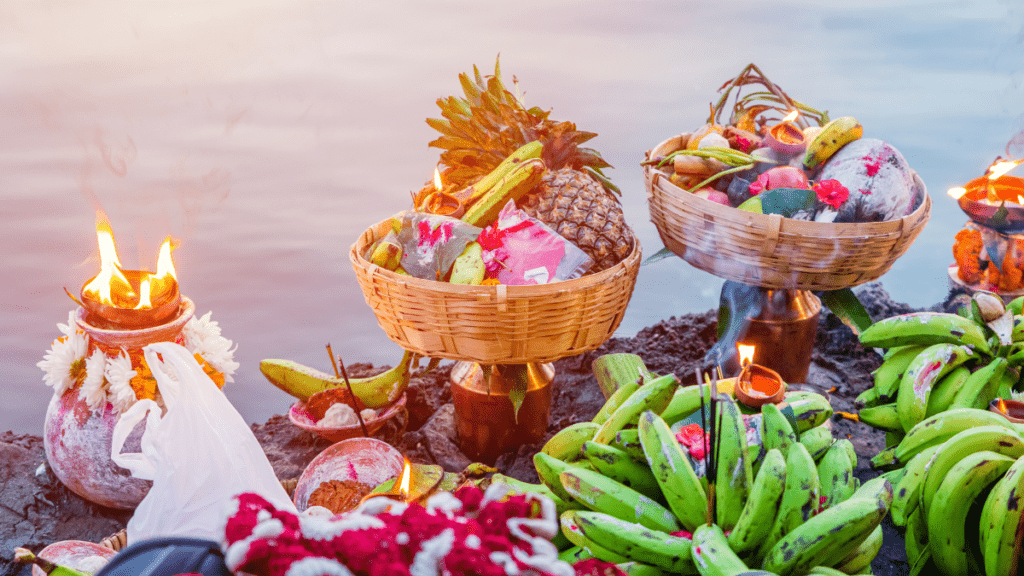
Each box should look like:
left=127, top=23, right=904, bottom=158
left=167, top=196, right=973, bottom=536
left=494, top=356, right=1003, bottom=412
left=350, top=59, right=640, bottom=364
left=642, top=64, right=931, bottom=291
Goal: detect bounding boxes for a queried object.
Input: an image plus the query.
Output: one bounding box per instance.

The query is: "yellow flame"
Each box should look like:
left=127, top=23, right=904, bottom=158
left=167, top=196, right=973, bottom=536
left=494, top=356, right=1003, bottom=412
left=398, top=459, right=412, bottom=500
left=134, top=278, right=152, bottom=309
left=737, top=344, right=756, bottom=366
left=782, top=110, right=799, bottom=123
left=82, top=216, right=134, bottom=305
left=154, top=237, right=176, bottom=281
left=999, top=397, right=1008, bottom=414
left=948, top=187, right=967, bottom=200
left=989, top=160, right=1022, bottom=180
left=433, top=168, right=443, bottom=192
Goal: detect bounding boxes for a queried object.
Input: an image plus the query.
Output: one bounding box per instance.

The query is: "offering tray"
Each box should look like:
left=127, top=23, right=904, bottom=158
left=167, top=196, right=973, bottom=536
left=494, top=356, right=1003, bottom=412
left=947, top=264, right=1024, bottom=303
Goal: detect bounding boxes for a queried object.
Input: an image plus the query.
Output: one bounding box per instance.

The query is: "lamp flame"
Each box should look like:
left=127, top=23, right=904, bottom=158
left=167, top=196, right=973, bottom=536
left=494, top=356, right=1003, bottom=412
left=398, top=458, right=412, bottom=501
left=947, top=187, right=967, bottom=200
left=82, top=215, right=135, bottom=305
left=737, top=344, right=756, bottom=367
left=434, top=168, right=443, bottom=192
left=782, top=110, right=799, bottom=123
left=999, top=397, right=1008, bottom=414
left=989, top=160, right=1022, bottom=180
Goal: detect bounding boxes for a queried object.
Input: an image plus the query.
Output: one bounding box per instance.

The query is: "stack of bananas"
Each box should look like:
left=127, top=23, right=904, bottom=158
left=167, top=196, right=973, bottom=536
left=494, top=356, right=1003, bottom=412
left=873, top=407, right=1024, bottom=576
left=854, top=292, right=1024, bottom=440
left=496, top=365, right=893, bottom=576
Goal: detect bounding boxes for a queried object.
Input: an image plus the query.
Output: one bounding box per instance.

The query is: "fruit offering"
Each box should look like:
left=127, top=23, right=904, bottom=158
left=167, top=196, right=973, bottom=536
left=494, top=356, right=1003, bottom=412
left=391, top=57, right=634, bottom=285
left=952, top=223, right=1024, bottom=292
left=854, top=292, right=1024, bottom=434
left=498, top=353, right=891, bottom=575
left=644, top=63, right=926, bottom=224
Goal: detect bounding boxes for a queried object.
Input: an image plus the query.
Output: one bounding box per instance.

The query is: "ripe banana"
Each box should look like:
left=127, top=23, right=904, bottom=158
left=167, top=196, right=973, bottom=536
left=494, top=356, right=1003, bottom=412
left=798, top=425, right=834, bottom=462
left=581, top=441, right=662, bottom=501
left=559, top=467, right=680, bottom=533
left=593, top=374, right=679, bottom=444
left=803, top=116, right=863, bottom=170
left=757, top=442, right=820, bottom=563
left=896, top=343, right=979, bottom=432
left=572, top=510, right=697, bottom=574
left=542, top=421, right=600, bottom=462
left=887, top=408, right=1021, bottom=468
left=925, top=365, right=970, bottom=417
left=979, top=453, right=1024, bottom=576
left=559, top=510, right=629, bottom=564
left=259, top=349, right=414, bottom=407
left=462, top=140, right=544, bottom=205
left=817, top=442, right=855, bottom=509
left=871, top=344, right=928, bottom=403
left=690, top=524, right=749, bottom=576
left=713, top=395, right=753, bottom=530
left=592, top=379, right=642, bottom=426
left=857, top=402, right=902, bottom=433
left=728, top=448, right=787, bottom=555
left=949, top=357, right=1008, bottom=411
left=448, top=241, right=485, bottom=284
left=638, top=410, right=707, bottom=532
left=460, top=157, right=546, bottom=227
left=762, top=479, right=890, bottom=575
left=889, top=444, right=942, bottom=527
left=761, top=402, right=798, bottom=458
left=918, top=424, right=1024, bottom=517
left=927, top=450, right=1016, bottom=576
left=858, top=312, right=990, bottom=354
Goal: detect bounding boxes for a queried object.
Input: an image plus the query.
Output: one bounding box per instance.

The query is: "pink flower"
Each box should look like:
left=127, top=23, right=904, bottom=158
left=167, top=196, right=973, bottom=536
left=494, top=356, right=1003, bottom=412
left=675, top=423, right=708, bottom=461
left=813, top=179, right=850, bottom=209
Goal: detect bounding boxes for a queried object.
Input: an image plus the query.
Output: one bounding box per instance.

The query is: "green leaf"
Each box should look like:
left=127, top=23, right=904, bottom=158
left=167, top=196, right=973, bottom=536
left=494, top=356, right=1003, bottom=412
left=821, top=288, right=872, bottom=336
left=642, top=247, right=676, bottom=266
left=500, top=365, right=529, bottom=425
left=759, top=187, right=817, bottom=217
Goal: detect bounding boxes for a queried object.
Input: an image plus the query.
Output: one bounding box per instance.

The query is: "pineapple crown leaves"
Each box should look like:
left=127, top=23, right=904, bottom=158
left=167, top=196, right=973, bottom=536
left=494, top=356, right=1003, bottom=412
left=427, top=56, right=619, bottom=196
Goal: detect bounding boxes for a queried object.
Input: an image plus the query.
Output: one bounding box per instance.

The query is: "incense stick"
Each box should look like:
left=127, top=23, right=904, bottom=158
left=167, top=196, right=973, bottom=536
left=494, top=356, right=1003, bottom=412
left=327, top=343, right=370, bottom=437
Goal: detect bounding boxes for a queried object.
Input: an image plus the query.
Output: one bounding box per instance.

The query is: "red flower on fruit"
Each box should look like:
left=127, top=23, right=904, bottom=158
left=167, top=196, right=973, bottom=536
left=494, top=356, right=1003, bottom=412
left=675, top=423, right=709, bottom=460
left=813, top=179, right=850, bottom=209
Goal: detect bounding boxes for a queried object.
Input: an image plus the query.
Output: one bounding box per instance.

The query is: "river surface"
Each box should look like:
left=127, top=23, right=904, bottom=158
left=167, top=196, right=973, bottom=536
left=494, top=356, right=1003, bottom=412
left=1, top=0, right=1022, bottom=434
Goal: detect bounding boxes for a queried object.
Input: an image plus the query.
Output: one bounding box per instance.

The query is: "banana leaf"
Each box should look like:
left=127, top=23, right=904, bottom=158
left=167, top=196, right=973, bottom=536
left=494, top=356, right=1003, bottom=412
left=758, top=187, right=817, bottom=218
left=820, top=288, right=872, bottom=336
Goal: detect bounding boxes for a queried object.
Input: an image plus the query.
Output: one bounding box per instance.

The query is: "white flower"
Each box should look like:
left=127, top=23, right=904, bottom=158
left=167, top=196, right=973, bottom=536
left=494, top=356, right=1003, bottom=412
left=37, top=330, right=88, bottom=397
left=80, top=349, right=109, bottom=410
left=105, top=350, right=138, bottom=413
left=57, top=310, right=81, bottom=339
left=183, top=311, right=239, bottom=382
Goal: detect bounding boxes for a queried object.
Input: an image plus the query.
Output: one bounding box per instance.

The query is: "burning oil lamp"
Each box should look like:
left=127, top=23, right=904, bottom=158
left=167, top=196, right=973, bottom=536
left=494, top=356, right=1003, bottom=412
left=949, top=158, right=1024, bottom=233
left=734, top=344, right=786, bottom=408
left=990, top=397, right=1024, bottom=424
left=764, top=110, right=807, bottom=155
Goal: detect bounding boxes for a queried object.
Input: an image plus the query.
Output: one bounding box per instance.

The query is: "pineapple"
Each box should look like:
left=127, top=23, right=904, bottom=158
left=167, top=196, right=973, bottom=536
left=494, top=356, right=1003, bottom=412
left=425, top=58, right=634, bottom=272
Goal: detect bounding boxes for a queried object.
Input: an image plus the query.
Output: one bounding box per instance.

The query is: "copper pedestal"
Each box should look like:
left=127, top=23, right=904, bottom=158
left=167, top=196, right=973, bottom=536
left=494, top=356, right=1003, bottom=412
left=738, top=289, right=821, bottom=384
left=449, top=362, right=554, bottom=464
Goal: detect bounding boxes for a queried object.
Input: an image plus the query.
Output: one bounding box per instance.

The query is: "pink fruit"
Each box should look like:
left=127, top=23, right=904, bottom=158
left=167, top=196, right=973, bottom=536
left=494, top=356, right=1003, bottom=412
left=749, top=166, right=810, bottom=195
left=693, top=187, right=731, bottom=206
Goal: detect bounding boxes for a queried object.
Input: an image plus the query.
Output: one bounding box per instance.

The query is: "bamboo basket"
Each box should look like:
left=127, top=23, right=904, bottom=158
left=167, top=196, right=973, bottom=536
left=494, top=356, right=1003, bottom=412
left=350, top=217, right=641, bottom=364
left=643, top=134, right=931, bottom=291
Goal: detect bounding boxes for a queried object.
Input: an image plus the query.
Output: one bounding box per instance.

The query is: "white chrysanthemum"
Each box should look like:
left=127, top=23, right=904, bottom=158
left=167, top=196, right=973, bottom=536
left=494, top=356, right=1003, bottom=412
left=183, top=312, right=239, bottom=382
left=37, top=330, right=88, bottom=397
left=105, top=350, right=138, bottom=413
left=80, top=349, right=109, bottom=410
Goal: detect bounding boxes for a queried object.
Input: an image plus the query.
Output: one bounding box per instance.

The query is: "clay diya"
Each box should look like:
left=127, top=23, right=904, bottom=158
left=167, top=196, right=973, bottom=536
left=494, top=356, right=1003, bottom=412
left=955, top=175, right=1024, bottom=233
left=763, top=111, right=806, bottom=155
left=990, top=397, right=1024, bottom=424
left=734, top=345, right=787, bottom=408
left=292, top=437, right=405, bottom=511
left=288, top=392, right=407, bottom=444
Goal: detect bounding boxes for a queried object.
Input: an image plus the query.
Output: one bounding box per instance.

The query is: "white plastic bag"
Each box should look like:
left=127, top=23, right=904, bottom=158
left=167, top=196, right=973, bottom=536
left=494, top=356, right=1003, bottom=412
left=112, top=341, right=296, bottom=544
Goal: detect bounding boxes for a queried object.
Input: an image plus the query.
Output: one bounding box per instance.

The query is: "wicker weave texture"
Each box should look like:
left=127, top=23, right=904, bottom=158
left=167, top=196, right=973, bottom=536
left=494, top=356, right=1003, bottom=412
left=350, top=217, right=641, bottom=364
left=643, top=135, right=931, bottom=291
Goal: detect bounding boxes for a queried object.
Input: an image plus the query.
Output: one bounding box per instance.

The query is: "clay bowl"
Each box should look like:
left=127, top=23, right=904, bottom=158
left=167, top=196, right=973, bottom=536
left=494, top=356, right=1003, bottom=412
left=957, top=175, right=1024, bottom=233
left=31, top=540, right=116, bottom=576
left=292, top=437, right=405, bottom=511
left=288, top=393, right=406, bottom=444
left=734, top=364, right=787, bottom=408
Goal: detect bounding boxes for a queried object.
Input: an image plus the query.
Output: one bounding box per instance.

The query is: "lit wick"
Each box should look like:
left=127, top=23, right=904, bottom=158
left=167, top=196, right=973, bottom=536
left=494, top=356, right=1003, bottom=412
left=990, top=397, right=1024, bottom=424
left=735, top=344, right=786, bottom=408
left=359, top=458, right=414, bottom=505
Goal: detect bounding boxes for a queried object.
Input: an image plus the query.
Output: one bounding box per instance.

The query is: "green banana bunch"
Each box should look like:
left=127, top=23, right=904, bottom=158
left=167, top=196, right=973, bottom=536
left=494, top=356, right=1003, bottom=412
left=612, top=428, right=646, bottom=462
left=895, top=343, right=978, bottom=432
left=559, top=510, right=629, bottom=564
left=798, top=425, right=834, bottom=461
left=924, top=365, right=970, bottom=417
left=592, top=378, right=642, bottom=426
left=979, top=454, right=1024, bottom=576
left=638, top=410, right=707, bottom=532
left=541, top=421, right=600, bottom=462
left=691, top=524, right=750, bottom=576
left=713, top=396, right=753, bottom=530
left=559, top=467, right=680, bottom=533
left=761, top=402, right=798, bottom=458
left=872, top=408, right=1023, bottom=469
left=581, top=440, right=662, bottom=501
left=833, top=525, right=883, bottom=575
left=927, top=451, right=1016, bottom=576
left=816, top=441, right=855, bottom=509
left=904, top=506, right=929, bottom=568
left=533, top=451, right=590, bottom=503
left=889, top=443, right=941, bottom=527
left=869, top=344, right=928, bottom=404
left=856, top=402, right=902, bottom=433
left=948, top=356, right=1008, bottom=411
left=803, top=116, right=863, bottom=170
left=727, top=448, right=787, bottom=555
left=593, top=374, right=679, bottom=444
left=756, top=443, right=819, bottom=564
left=463, top=140, right=544, bottom=205
left=259, top=349, right=414, bottom=407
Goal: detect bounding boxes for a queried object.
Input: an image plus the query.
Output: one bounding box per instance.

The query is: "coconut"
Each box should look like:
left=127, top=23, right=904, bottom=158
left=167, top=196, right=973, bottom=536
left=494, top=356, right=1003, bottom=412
left=818, top=138, right=926, bottom=223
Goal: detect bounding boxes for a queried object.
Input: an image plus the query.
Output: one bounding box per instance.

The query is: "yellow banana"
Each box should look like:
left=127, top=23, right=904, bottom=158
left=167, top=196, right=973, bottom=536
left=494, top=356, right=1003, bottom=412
left=259, top=350, right=414, bottom=407
left=803, top=116, right=863, bottom=170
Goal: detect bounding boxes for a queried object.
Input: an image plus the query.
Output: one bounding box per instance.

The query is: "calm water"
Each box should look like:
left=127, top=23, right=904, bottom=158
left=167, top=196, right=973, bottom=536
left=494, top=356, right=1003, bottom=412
left=2, top=0, right=1022, bottom=434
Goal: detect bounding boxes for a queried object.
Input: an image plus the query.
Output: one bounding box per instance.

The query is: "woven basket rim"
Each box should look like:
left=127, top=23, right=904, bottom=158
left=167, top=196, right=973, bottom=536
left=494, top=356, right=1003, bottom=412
left=349, top=214, right=642, bottom=293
